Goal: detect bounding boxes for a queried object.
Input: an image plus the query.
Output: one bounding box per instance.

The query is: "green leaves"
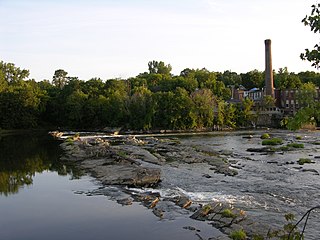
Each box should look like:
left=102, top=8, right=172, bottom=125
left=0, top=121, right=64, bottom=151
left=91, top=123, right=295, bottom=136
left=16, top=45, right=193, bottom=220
left=301, top=4, right=320, bottom=68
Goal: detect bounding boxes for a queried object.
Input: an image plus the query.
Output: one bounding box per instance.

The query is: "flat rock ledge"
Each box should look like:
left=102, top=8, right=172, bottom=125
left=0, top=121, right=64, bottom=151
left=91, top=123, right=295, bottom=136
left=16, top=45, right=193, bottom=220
left=190, top=202, right=274, bottom=239
left=58, top=134, right=237, bottom=187
left=59, top=138, right=161, bottom=187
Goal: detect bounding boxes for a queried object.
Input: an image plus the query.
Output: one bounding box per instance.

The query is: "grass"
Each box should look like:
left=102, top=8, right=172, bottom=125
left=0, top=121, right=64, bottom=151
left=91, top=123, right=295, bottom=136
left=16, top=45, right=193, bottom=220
left=221, top=208, right=236, bottom=218
left=260, top=133, right=270, bottom=139
left=65, top=137, right=74, bottom=145
left=230, top=229, right=247, bottom=240
left=297, top=158, right=314, bottom=165
left=295, top=135, right=302, bottom=140
left=287, top=143, right=304, bottom=148
left=278, top=146, right=289, bottom=151
left=262, top=138, right=283, bottom=146
left=201, top=204, right=212, bottom=216
left=117, top=151, right=127, bottom=158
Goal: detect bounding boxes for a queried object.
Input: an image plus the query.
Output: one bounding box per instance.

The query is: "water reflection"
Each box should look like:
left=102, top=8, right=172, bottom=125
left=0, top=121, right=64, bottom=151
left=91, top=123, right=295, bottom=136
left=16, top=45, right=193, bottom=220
left=0, top=132, right=82, bottom=196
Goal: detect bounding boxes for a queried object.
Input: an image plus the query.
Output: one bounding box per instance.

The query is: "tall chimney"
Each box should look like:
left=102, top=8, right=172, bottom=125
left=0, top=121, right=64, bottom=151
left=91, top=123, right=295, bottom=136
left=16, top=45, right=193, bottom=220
left=265, top=39, right=274, bottom=97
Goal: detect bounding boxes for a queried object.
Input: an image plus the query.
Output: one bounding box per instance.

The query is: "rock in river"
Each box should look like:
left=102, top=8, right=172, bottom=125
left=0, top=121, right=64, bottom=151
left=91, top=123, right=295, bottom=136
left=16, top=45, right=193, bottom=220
left=60, top=139, right=161, bottom=187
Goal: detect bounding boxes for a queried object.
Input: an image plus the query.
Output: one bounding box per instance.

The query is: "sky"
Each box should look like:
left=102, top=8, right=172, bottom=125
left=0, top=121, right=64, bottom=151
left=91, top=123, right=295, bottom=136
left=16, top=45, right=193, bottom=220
left=0, top=0, right=319, bottom=81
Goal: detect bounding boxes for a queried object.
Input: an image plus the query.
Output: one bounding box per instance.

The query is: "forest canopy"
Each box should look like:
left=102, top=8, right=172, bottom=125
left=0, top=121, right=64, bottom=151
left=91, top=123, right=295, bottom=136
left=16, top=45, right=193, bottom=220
left=1, top=60, right=320, bottom=130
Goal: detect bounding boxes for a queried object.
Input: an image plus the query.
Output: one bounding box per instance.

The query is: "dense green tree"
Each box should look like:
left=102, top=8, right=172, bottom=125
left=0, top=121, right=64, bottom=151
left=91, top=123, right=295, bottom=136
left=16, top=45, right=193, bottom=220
left=191, top=89, right=215, bottom=128
left=148, top=60, right=172, bottom=75
left=52, top=69, right=68, bottom=89
left=214, top=81, right=231, bottom=100
left=129, top=86, right=154, bottom=130
left=298, top=71, right=320, bottom=86
left=296, top=82, right=317, bottom=107
left=178, top=70, right=198, bottom=93
left=169, top=88, right=196, bottom=130
left=260, top=95, right=276, bottom=108
left=103, top=80, right=129, bottom=127
left=223, top=103, right=236, bottom=128
left=0, top=70, right=8, bottom=92
left=153, top=89, right=196, bottom=129
left=235, top=98, right=254, bottom=127
left=0, top=61, right=29, bottom=84
left=0, top=81, right=45, bottom=128
left=82, top=95, right=109, bottom=129
left=240, top=70, right=264, bottom=89
left=215, top=100, right=225, bottom=128
left=193, top=68, right=217, bottom=90
left=65, top=90, right=88, bottom=128
left=216, top=70, right=242, bottom=87
left=287, top=82, right=320, bottom=130
left=274, top=67, right=302, bottom=89
left=128, top=77, right=147, bottom=93
left=81, top=78, right=105, bottom=97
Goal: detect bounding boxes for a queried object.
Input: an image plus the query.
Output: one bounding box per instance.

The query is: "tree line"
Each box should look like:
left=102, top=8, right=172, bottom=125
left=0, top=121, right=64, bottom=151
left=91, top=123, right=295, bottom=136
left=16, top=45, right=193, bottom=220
left=1, top=60, right=320, bottom=130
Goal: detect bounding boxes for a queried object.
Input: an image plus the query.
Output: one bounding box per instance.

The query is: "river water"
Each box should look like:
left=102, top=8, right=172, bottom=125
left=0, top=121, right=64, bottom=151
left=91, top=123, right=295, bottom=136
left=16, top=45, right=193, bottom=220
left=0, top=132, right=219, bottom=240
left=172, top=130, right=320, bottom=239
left=1, top=130, right=320, bottom=239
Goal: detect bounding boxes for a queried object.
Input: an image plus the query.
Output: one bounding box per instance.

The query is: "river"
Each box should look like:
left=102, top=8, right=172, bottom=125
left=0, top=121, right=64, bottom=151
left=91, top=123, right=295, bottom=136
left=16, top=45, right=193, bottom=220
left=0, top=132, right=219, bottom=240
left=1, top=130, right=320, bottom=239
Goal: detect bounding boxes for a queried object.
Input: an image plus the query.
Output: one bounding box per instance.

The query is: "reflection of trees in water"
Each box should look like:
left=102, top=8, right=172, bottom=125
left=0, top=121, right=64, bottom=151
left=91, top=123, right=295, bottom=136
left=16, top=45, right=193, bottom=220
left=0, top=133, right=83, bottom=196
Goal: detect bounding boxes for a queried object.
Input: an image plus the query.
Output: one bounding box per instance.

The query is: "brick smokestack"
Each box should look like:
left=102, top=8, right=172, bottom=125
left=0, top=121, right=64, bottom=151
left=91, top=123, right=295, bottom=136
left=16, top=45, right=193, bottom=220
left=265, top=39, right=274, bottom=97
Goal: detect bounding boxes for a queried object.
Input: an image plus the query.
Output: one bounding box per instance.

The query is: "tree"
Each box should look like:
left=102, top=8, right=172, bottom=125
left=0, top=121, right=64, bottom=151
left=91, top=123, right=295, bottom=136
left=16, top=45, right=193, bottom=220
left=191, top=89, right=215, bottom=128
left=274, top=67, right=302, bottom=90
left=0, top=61, right=30, bottom=84
left=169, top=88, right=196, bottom=130
left=65, top=90, right=88, bottom=128
left=81, top=78, right=105, bottom=97
left=235, top=98, right=254, bottom=127
left=296, top=82, right=317, bottom=107
left=128, top=86, right=154, bottom=130
left=153, top=89, right=196, bottom=130
left=148, top=60, right=172, bottom=75
left=193, top=68, right=216, bottom=90
left=52, top=69, right=68, bottom=89
left=301, top=4, right=320, bottom=68
left=223, top=103, right=236, bottom=128
left=0, top=80, right=45, bottom=128
left=287, top=82, right=320, bottom=130
left=104, top=79, right=130, bottom=127
left=216, top=70, right=242, bottom=87
left=240, top=70, right=264, bottom=89
left=298, top=70, right=320, bottom=86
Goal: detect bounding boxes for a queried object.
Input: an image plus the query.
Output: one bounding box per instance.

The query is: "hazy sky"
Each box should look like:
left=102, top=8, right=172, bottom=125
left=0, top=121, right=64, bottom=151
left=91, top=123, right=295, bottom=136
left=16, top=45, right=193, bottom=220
left=0, top=0, right=319, bottom=80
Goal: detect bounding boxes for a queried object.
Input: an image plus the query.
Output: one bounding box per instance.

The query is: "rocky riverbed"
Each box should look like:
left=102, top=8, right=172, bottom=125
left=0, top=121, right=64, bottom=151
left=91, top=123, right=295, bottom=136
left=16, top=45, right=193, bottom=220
left=52, top=130, right=320, bottom=240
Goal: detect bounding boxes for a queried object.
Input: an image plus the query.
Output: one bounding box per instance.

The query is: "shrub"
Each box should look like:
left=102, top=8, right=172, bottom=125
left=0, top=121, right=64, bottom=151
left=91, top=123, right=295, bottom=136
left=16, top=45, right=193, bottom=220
left=295, top=135, right=302, bottom=140
left=117, top=151, right=127, bottom=158
left=221, top=208, right=236, bottom=218
left=65, top=137, right=74, bottom=145
left=262, top=138, right=283, bottom=146
left=297, top=158, right=314, bottom=165
left=260, top=133, right=270, bottom=139
left=279, top=146, right=289, bottom=151
left=230, top=229, right=247, bottom=240
left=287, top=143, right=304, bottom=148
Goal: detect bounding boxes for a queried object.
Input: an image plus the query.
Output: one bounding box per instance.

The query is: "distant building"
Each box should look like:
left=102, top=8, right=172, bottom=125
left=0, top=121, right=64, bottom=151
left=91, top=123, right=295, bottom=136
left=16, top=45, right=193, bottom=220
left=275, top=88, right=320, bottom=115
left=228, top=39, right=319, bottom=125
